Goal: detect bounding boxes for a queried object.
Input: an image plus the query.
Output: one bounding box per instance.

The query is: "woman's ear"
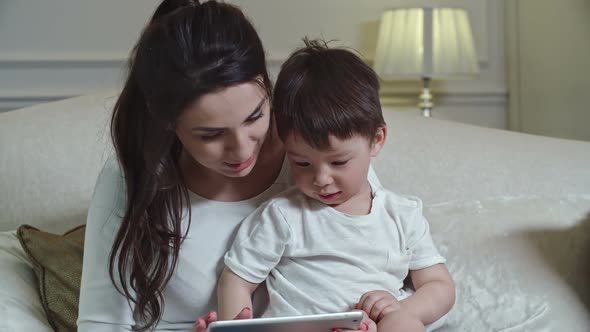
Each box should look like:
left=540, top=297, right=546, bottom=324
left=370, top=126, right=387, bottom=157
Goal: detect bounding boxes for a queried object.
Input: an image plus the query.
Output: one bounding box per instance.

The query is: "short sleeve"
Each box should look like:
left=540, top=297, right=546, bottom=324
left=224, top=201, right=292, bottom=283
left=403, top=197, right=446, bottom=270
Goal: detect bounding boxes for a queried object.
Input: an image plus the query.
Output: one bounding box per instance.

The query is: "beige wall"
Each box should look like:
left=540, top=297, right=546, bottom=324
left=0, top=0, right=159, bottom=111
left=507, top=0, right=590, bottom=141
left=0, top=0, right=507, bottom=130
left=231, top=0, right=508, bottom=129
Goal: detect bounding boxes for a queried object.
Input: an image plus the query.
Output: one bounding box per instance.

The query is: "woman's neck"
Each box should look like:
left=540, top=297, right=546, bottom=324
left=180, top=138, right=285, bottom=202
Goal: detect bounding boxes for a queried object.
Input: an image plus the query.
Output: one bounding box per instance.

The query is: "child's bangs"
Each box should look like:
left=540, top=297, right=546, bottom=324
left=288, top=92, right=362, bottom=150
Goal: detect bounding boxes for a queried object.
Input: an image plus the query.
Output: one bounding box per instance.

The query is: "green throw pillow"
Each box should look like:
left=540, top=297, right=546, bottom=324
left=17, top=224, right=86, bottom=332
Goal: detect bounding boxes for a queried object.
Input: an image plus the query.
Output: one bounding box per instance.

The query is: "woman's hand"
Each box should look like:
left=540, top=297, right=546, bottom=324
left=354, top=290, right=402, bottom=322
left=334, top=311, right=376, bottom=332
left=192, top=307, right=252, bottom=332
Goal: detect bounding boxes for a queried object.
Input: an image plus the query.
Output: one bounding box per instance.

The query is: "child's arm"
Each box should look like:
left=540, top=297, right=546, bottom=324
left=400, top=263, right=455, bottom=324
left=217, top=266, right=260, bottom=320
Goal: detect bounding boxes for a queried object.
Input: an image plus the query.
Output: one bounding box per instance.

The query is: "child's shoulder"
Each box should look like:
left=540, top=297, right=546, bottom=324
left=376, top=190, right=428, bottom=232
left=376, top=188, right=424, bottom=211
left=261, top=186, right=308, bottom=210
left=255, top=187, right=312, bottom=225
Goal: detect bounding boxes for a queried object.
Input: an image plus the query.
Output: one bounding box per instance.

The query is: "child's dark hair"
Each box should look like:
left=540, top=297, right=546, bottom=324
left=273, top=38, right=385, bottom=149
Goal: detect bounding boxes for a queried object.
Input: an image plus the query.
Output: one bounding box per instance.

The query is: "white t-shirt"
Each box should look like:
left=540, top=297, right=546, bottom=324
left=78, top=157, right=382, bottom=330
left=224, top=183, right=445, bottom=318
left=78, top=157, right=292, bottom=331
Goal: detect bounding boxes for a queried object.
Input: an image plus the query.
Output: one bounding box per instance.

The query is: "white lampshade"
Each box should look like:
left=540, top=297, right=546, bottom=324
left=374, top=7, right=479, bottom=79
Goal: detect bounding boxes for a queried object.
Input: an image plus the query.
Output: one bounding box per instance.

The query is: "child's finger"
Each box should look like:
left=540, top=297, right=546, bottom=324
left=333, top=322, right=369, bottom=332
left=233, top=307, right=252, bottom=320
left=357, top=291, right=375, bottom=308
left=369, top=297, right=393, bottom=322
left=359, top=312, right=377, bottom=332
left=358, top=294, right=381, bottom=318
left=335, top=311, right=376, bottom=332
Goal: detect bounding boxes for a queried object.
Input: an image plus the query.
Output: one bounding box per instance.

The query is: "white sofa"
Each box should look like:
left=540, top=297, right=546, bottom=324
left=1, top=90, right=589, bottom=331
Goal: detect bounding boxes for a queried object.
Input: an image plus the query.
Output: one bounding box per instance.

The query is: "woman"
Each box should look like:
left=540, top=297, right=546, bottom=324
left=78, top=1, right=378, bottom=331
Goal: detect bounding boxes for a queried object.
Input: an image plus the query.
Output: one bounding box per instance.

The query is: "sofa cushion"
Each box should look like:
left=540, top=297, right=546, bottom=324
left=427, top=195, right=590, bottom=331
left=0, top=91, right=116, bottom=233
left=17, top=224, right=85, bottom=332
left=0, top=230, right=53, bottom=331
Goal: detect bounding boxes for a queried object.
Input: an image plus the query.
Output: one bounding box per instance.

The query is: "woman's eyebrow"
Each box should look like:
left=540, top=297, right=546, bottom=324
left=191, top=97, right=267, bottom=132
left=191, top=127, right=223, bottom=132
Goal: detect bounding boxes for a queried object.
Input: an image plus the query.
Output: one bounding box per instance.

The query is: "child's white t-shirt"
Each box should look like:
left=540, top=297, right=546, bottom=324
left=224, top=183, right=446, bottom=318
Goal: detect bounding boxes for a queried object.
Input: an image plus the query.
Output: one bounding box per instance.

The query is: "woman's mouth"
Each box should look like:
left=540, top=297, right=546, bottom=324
left=224, top=155, right=255, bottom=171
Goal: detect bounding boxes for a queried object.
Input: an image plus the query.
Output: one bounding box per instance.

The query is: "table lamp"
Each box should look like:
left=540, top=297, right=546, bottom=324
left=373, top=7, right=479, bottom=117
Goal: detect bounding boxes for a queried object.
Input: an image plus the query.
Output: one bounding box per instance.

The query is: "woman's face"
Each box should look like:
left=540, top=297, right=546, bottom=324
left=175, top=81, right=271, bottom=178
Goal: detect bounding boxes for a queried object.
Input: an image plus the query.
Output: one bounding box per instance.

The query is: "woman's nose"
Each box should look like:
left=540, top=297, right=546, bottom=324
left=225, top=131, right=251, bottom=158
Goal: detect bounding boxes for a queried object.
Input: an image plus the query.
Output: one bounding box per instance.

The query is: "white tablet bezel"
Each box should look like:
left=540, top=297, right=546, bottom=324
left=208, top=311, right=364, bottom=332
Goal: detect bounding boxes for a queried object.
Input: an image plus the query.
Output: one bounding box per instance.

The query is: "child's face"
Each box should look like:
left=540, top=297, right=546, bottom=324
left=284, top=129, right=385, bottom=209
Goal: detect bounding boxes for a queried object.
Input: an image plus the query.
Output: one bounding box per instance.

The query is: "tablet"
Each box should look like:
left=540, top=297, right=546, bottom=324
left=208, top=311, right=364, bottom=332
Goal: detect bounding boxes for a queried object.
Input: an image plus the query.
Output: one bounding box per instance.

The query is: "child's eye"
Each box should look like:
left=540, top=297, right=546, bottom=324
left=332, top=160, right=348, bottom=166
left=295, top=161, right=310, bottom=167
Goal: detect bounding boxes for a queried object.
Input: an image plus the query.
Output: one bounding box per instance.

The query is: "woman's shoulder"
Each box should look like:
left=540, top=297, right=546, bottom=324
left=99, top=155, right=124, bottom=179
left=93, top=156, right=126, bottom=196
left=85, top=155, right=127, bottom=232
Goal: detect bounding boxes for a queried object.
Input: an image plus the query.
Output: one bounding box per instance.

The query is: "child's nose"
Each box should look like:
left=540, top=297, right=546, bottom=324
left=313, top=169, right=333, bottom=187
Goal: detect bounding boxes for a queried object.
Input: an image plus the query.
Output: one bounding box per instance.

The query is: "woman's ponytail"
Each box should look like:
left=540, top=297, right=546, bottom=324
left=151, top=0, right=199, bottom=21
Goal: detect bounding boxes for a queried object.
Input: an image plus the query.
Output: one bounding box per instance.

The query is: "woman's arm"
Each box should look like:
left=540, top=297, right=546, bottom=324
left=217, top=267, right=260, bottom=320
left=78, top=158, right=136, bottom=331
left=400, top=263, right=455, bottom=325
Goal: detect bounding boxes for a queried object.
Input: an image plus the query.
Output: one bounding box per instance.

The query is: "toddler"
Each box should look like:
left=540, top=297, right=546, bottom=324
left=217, top=39, right=455, bottom=332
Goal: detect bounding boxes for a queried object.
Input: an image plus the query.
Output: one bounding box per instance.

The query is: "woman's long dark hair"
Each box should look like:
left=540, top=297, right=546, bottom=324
left=109, top=0, right=272, bottom=330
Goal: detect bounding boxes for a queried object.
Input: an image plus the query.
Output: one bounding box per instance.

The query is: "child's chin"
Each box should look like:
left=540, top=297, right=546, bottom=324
left=318, top=194, right=345, bottom=205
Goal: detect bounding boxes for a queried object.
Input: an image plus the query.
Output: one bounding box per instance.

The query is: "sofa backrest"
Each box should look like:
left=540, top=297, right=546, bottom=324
left=0, top=91, right=116, bottom=232
left=1, top=91, right=589, bottom=233
left=375, top=108, right=590, bottom=205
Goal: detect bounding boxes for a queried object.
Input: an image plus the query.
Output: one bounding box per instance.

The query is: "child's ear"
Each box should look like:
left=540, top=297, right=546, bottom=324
left=370, top=126, right=387, bottom=157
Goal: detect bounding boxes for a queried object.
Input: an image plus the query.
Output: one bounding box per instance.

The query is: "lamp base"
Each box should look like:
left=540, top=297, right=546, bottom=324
left=419, top=77, right=433, bottom=117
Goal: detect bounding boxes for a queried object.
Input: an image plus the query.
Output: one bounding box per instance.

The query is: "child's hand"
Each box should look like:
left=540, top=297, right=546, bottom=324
left=192, top=307, right=251, bottom=332
left=333, top=310, right=376, bottom=332
left=354, top=290, right=402, bottom=322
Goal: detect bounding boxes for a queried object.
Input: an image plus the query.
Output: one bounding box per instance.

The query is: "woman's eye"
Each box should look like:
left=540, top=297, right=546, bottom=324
left=295, top=161, right=310, bottom=167
left=246, top=112, right=264, bottom=123
left=199, top=132, right=222, bottom=141
left=332, top=160, right=348, bottom=166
